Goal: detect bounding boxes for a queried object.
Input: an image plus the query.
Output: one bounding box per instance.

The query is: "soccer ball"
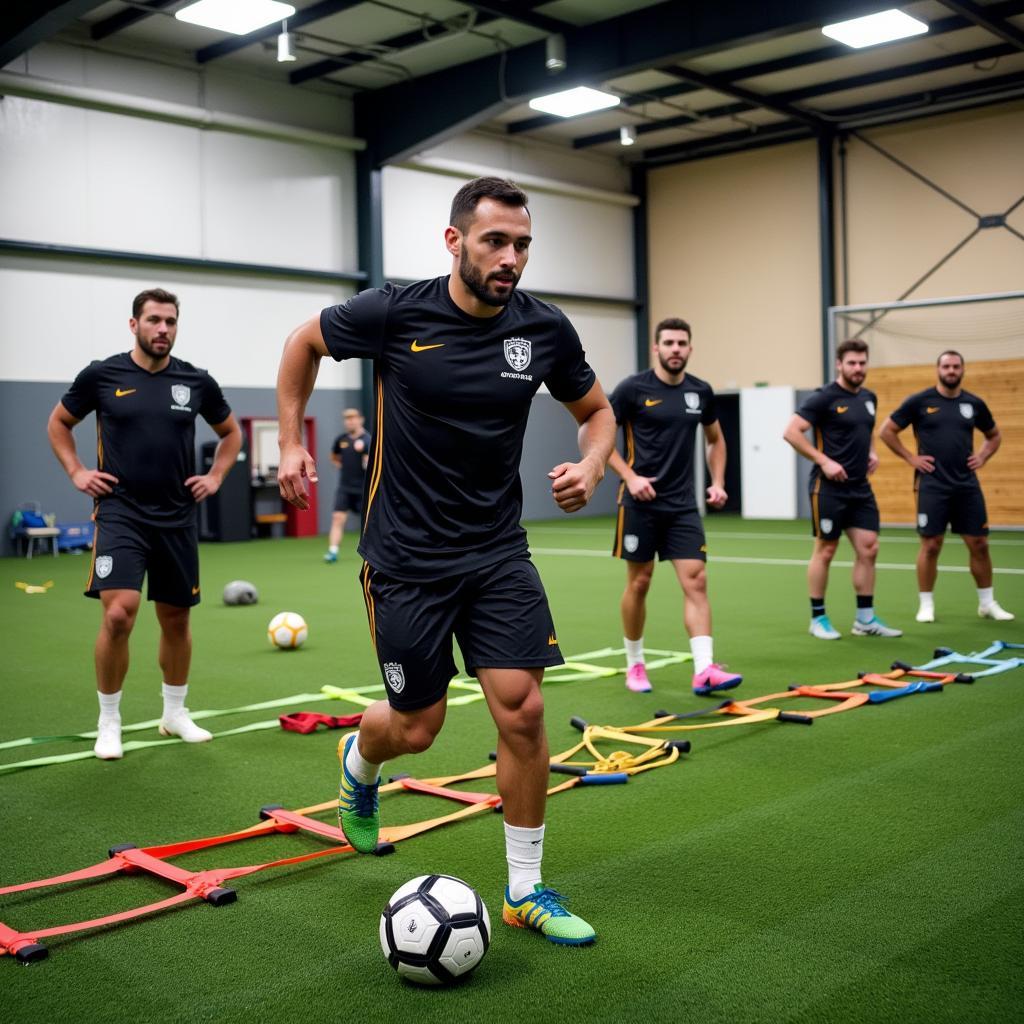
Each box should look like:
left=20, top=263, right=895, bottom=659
left=379, top=875, right=490, bottom=986
left=267, top=611, right=308, bottom=649
left=223, top=580, right=258, bottom=606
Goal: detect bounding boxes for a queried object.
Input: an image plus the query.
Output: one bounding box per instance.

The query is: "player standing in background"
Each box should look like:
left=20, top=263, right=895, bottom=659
left=324, top=407, right=371, bottom=563
left=47, top=288, right=242, bottom=759
left=607, top=318, right=741, bottom=696
left=783, top=339, right=902, bottom=640
left=879, top=350, right=1013, bottom=623
left=276, top=177, right=614, bottom=945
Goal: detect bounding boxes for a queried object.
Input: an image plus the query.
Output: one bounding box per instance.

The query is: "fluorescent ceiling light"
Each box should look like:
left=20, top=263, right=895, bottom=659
left=529, top=86, right=620, bottom=118
left=176, top=0, right=296, bottom=36
left=821, top=9, right=928, bottom=49
left=620, top=125, right=637, bottom=146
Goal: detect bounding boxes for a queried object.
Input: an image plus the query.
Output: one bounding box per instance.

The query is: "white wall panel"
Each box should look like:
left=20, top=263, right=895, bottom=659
left=740, top=385, right=797, bottom=519
left=201, top=133, right=357, bottom=271
left=0, top=258, right=359, bottom=389
left=552, top=299, right=636, bottom=395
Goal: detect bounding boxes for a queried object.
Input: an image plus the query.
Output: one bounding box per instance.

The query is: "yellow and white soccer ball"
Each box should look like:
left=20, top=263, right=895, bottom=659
left=267, top=611, right=308, bottom=650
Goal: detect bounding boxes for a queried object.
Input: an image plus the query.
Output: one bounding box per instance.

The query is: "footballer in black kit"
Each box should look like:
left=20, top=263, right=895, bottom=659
left=880, top=349, right=1012, bottom=623
left=276, top=177, right=614, bottom=945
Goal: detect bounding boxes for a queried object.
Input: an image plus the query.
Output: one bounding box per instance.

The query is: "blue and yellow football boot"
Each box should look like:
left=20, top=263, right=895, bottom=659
left=337, top=732, right=380, bottom=853
left=502, top=885, right=596, bottom=945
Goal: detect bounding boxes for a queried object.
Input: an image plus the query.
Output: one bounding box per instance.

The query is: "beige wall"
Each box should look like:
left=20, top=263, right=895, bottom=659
left=647, top=140, right=822, bottom=390
left=842, top=101, right=1024, bottom=305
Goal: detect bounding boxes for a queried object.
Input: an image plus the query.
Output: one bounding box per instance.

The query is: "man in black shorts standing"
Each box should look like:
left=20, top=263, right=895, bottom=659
left=48, top=288, right=242, bottom=760
left=879, top=350, right=1013, bottom=623
left=323, top=407, right=370, bottom=563
left=607, top=317, right=741, bottom=696
left=277, top=178, right=614, bottom=945
left=783, top=339, right=902, bottom=640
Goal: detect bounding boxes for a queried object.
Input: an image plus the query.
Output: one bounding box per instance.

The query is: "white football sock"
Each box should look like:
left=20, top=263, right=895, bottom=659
left=624, top=637, right=645, bottom=669
left=98, top=690, right=122, bottom=720
left=162, top=682, right=187, bottom=717
left=505, top=822, right=544, bottom=901
left=691, top=635, right=713, bottom=675
left=345, top=734, right=381, bottom=784
left=977, top=586, right=994, bottom=608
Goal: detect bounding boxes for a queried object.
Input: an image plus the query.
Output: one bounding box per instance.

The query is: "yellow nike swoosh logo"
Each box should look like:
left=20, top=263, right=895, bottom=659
left=836, top=406, right=848, bottom=413
left=644, top=399, right=662, bottom=407
left=115, top=388, right=136, bottom=397
left=192, top=586, right=200, bottom=595
left=547, top=634, right=558, bottom=646
left=926, top=407, right=939, bottom=414
left=410, top=340, right=445, bottom=352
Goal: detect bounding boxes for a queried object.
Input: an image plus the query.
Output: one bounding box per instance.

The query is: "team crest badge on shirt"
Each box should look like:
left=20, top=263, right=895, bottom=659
left=684, top=392, right=700, bottom=411
left=865, top=400, right=875, bottom=416
left=820, top=518, right=833, bottom=535
left=959, top=403, right=974, bottom=419
left=171, top=384, right=191, bottom=408
left=623, top=534, right=639, bottom=554
left=383, top=662, right=406, bottom=694
left=918, top=513, right=928, bottom=528
left=503, top=337, right=532, bottom=372
left=95, top=555, right=113, bottom=579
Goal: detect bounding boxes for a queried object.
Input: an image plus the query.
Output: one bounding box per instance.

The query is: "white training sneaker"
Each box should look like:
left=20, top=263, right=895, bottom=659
left=979, top=602, right=1015, bottom=622
left=851, top=616, right=903, bottom=638
left=809, top=615, right=841, bottom=640
left=916, top=606, right=935, bottom=623
left=94, top=716, right=123, bottom=760
left=158, top=708, right=213, bottom=743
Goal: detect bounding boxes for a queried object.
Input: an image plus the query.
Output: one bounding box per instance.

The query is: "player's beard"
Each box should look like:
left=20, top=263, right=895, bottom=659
left=657, top=350, right=688, bottom=375
left=135, top=330, right=174, bottom=359
left=939, top=368, right=963, bottom=389
left=459, top=248, right=519, bottom=308
left=839, top=368, right=865, bottom=390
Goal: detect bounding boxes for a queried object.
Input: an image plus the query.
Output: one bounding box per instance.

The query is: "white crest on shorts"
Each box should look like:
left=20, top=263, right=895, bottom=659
left=503, top=337, right=532, bottom=372
left=959, top=403, right=973, bottom=419
left=819, top=518, right=833, bottom=535
left=623, top=534, right=639, bottom=554
left=171, top=384, right=191, bottom=407
left=383, top=662, right=406, bottom=694
left=918, top=513, right=928, bottom=528
left=95, top=555, right=113, bottom=579
left=865, top=400, right=876, bottom=417
left=684, top=392, right=700, bottom=411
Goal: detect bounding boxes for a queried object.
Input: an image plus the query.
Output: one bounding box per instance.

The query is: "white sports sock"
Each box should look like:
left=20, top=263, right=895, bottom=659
left=98, top=690, right=122, bottom=720
left=329, top=545, right=339, bottom=554
left=624, top=637, right=645, bottom=669
left=162, top=682, right=187, bottom=717
left=977, top=586, right=994, bottom=608
left=345, top=734, right=381, bottom=785
left=918, top=592, right=934, bottom=611
left=505, top=822, right=544, bottom=901
left=690, top=635, right=713, bottom=675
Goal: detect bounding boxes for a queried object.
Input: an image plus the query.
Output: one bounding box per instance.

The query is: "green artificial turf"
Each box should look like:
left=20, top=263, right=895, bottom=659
left=2, top=516, right=1022, bottom=1023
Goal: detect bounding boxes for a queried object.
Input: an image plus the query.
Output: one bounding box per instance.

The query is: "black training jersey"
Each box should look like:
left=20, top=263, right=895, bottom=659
left=61, top=353, right=231, bottom=527
left=608, top=369, right=717, bottom=511
left=320, top=277, right=596, bottom=580
left=889, top=387, right=995, bottom=491
left=797, top=381, right=877, bottom=484
left=332, top=430, right=371, bottom=491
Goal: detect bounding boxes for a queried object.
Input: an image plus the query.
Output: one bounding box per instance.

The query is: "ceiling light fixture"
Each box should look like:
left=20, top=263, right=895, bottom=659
left=821, top=9, right=928, bottom=49
left=529, top=86, right=620, bottom=118
left=620, top=125, right=637, bottom=146
left=545, top=34, right=567, bottom=72
left=277, top=21, right=296, bottom=62
left=176, top=0, right=296, bottom=36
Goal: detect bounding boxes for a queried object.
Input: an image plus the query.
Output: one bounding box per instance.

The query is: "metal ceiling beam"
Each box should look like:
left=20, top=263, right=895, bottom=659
left=936, top=0, right=1024, bottom=50
left=641, top=120, right=815, bottom=164
left=0, top=0, right=107, bottom=66
left=195, top=0, right=363, bottom=63
left=90, top=0, right=176, bottom=41
left=572, top=42, right=1015, bottom=148
left=355, top=0, right=896, bottom=165
left=457, top=2, right=569, bottom=35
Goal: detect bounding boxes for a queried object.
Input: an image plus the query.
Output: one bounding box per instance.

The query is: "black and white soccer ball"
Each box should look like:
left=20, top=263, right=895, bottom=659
left=222, top=580, right=259, bottom=606
left=379, top=874, right=491, bottom=986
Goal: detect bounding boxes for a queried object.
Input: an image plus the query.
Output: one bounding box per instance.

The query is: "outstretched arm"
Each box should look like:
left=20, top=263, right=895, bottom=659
left=549, top=381, right=615, bottom=514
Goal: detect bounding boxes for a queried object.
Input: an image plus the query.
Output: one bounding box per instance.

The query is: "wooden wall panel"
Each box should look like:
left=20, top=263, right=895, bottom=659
left=869, top=359, right=1024, bottom=528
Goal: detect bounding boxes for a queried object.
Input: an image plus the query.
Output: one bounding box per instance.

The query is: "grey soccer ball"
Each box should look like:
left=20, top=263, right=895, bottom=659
left=223, top=580, right=259, bottom=606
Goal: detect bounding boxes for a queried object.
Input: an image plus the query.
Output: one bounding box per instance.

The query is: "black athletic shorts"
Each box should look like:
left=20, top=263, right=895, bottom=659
left=810, top=479, right=879, bottom=541
left=916, top=483, right=988, bottom=537
left=612, top=504, right=707, bottom=562
left=359, top=557, right=563, bottom=711
left=86, top=516, right=200, bottom=607
left=334, top=486, right=363, bottom=515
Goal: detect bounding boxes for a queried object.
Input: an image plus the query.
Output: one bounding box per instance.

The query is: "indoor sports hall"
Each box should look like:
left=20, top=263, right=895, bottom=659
left=2, top=3, right=1022, bottom=1022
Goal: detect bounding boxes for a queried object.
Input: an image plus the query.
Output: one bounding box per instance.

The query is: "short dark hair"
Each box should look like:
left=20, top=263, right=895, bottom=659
left=654, top=317, right=691, bottom=342
left=449, top=177, right=529, bottom=233
left=836, top=338, right=868, bottom=360
left=133, top=288, right=179, bottom=318
left=937, top=349, right=964, bottom=366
